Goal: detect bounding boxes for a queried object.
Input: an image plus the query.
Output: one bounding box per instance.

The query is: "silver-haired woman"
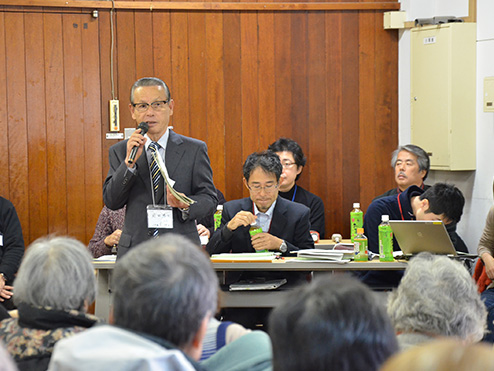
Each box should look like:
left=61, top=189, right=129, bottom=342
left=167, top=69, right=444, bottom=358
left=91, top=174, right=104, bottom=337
left=0, top=236, right=98, bottom=371
left=387, top=252, right=486, bottom=350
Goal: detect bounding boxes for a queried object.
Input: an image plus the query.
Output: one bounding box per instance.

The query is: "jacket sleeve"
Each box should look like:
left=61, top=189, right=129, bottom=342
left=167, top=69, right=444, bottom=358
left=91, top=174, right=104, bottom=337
left=0, top=201, right=25, bottom=281
left=284, top=206, right=314, bottom=255
left=479, top=206, right=494, bottom=258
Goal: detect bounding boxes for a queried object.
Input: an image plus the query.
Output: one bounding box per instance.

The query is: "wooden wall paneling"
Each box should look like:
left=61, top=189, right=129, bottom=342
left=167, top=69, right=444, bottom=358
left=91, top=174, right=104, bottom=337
left=340, top=11, right=360, bottom=236
left=135, top=10, right=154, bottom=78
left=5, top=13, right=30, bottom=242
left=152, top=11, right=173, bottom=90
left=325, top=12, right=345, bottom=237
left=25, top=12, right=49, bottom=242
left=44, top=13, right=68, bottom=235
left=204, top=11, right=226, bottom=193
left=0, top=12, right=10, bottom=198
left=115, top=10, right=136, bottom=130
left=257, top=11, right=276, bottom=151
left=289, top=10, right=309, bottom=160
left=357, top=11, right=377, bottom=211
left=170, top=11, right=190, bottom=137
left=63, top=14, right=86, bottom=241
left=222, top=11, right=242, bottom=200
left=274, top=12, right=292, bottom=140
left=82, top=15, right=103, bottom=243
left=307, top=10, right=328, bottom=237
left=98, top=10, right=114, bottom=180
left=240, top=10, right=259, bottom=194
left=187, top=11, right=207, bottom=143
left=372, top=12, right=397, bottom=202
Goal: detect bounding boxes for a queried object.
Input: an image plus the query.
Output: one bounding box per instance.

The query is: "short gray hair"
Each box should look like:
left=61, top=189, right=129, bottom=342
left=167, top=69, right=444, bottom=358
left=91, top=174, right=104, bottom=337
left=391, top=144, right=430, bottom=181
left=113, top=234, right=218, bottom=350
left=14, top=236, right=96, bottom=311
left=130, top=77, right=171, bottom=103
left=387, top=253, right=486, bottom=342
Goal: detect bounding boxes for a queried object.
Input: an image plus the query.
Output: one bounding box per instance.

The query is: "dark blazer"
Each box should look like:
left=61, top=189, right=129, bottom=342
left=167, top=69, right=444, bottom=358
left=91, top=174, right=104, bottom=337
left=206, top=196, right=314, bottom=256
left=103, top=130, right=218, bottom=256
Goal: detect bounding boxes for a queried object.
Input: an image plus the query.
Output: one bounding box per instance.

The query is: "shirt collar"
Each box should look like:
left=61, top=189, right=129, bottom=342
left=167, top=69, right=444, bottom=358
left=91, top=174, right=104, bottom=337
left=253, top=199, right=277, bottom=218
left=144, top=127, right=170, bottom=152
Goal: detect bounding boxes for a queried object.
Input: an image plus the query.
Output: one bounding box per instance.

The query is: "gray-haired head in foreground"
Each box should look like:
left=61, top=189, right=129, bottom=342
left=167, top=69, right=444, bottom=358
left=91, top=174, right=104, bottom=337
left=387, top=252, right=486, bottom=342
left=112, top=234, right=218, bottom=350
left=269, top=275, right=398, bottom=371
left=130, top=77, right=171, bottom=103
left=391, top=144, right=430, bottom=181
left=14, top=236, right=96, bottom=311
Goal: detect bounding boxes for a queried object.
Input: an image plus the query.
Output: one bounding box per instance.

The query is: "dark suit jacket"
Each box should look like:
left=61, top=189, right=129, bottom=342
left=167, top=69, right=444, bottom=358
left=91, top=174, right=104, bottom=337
left=206, top=196, right=314, bottom=256
left=103, top=130, right=218, bottom=256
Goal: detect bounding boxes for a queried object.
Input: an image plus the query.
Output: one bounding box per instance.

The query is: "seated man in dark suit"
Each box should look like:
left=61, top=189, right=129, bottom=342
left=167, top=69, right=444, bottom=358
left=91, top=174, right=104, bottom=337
left=207, top=150, right=314, bottom=329
left=207, top=150, right=314, bottom=256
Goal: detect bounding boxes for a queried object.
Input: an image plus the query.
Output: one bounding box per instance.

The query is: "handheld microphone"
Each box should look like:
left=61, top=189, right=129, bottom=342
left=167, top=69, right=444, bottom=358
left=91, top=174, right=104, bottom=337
left=128, top=122, right=149, bottom=165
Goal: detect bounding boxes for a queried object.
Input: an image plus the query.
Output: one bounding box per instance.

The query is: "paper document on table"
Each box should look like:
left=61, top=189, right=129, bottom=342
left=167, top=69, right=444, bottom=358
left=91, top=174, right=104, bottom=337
left=211, top=252, right=278, bottom=263
left=95, top=255, right=117, bottom=262
left=295, top=249, right=353, bottom=262
left=151, top=150, right=196, bottom=205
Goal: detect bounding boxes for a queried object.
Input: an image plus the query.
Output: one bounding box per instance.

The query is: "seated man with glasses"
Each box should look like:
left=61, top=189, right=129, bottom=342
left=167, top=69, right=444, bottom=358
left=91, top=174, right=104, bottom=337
left=268, top=137, right=325, bottom=238
left=207, top=151, right=314, bottom=328
left=104, top=77, right=217, bottom=257
left=207, top=150, right=314, bottom=257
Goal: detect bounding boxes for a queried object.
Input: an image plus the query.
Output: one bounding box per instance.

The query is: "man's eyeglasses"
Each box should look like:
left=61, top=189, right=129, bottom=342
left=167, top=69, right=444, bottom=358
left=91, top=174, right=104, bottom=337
left=132, top=100, right=170, bottom=113
left=247, top=183, right=279, bottom=193
left=281, top=161, right=296, bottom=169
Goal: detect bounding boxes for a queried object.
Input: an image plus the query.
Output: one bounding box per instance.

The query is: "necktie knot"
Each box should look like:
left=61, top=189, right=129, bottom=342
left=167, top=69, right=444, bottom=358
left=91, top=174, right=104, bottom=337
left=149, top=142, right=160, bottom=153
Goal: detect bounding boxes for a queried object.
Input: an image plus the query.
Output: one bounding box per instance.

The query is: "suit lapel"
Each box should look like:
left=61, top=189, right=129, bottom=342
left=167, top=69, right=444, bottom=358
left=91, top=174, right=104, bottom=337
left=137, top=149, right=151, bottom=190
left=268, top=197, right=288, bottom=236
left=165, top=131, right=185, bottom=180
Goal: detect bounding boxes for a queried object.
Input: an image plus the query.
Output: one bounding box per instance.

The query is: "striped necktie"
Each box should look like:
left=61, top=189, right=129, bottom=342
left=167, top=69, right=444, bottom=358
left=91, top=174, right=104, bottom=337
left=149, top=142, right=161, bottom=238
left=149, top=142, right=161, bottom=195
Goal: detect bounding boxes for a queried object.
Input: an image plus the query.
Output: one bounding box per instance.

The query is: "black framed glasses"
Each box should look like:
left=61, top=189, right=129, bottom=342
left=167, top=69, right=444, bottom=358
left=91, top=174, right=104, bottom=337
left=132, top=100, right=170, bottom=113
left=247, top=183, right=279, bottom=193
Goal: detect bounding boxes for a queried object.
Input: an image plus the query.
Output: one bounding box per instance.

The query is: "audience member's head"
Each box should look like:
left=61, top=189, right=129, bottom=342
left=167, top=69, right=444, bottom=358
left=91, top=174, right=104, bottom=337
left=417, top=182, right=465, bottom=225
left=387, top=253, right=486, bottom=348
left=269, top=275, right=398, bottom=371
left=381, top=339, right=494, bottom=371
left=268, top=138, right=306, bottom=191
left=112, top=234, right=218, bottom=360
left=391, top=144, right=430, bottom=191
left=14, top=236, right=96, bottom=312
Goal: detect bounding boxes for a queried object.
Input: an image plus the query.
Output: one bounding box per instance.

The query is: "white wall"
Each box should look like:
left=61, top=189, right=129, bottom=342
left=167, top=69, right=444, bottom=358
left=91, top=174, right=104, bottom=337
left=398, top=0, right=494, bottom=252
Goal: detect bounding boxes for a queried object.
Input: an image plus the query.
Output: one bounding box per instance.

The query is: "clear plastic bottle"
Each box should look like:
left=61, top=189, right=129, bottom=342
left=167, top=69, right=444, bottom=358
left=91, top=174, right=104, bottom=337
left=353, top=228, right=368, bottom=262
left=350, top=203, right=363, bottom=243
left=213, top=205, right=223, bottom=231
left=378, top=215, right=394, bottom=262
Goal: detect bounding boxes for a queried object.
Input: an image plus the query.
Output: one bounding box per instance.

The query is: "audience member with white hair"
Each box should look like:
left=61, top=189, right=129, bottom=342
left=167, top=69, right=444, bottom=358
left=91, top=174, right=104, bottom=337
left=0, top=236, right=98, bottom=371
left=387, top=252, right=486, bottom=350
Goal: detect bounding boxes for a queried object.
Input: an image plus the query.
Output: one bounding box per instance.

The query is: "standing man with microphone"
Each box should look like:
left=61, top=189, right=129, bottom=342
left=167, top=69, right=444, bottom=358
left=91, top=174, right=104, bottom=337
left=103, top=77, right=217, bottom=257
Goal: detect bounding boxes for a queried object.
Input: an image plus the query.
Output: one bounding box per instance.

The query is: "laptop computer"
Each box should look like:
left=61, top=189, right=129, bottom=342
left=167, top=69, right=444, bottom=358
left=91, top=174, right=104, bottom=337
left=388, top=220, right=457, bottom=256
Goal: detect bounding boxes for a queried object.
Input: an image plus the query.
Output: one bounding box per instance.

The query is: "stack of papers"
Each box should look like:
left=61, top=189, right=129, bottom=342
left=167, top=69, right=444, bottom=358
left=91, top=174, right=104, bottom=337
left=151, top=150, right=196, bottom=206
left=293, top=249, right=353, bottom=263
left=210, top=252, right=278, bottom=263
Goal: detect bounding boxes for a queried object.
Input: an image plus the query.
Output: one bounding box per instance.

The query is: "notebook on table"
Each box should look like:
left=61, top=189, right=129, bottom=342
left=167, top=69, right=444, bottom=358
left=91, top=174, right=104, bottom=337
left=388, top=220, right=457, bottom=256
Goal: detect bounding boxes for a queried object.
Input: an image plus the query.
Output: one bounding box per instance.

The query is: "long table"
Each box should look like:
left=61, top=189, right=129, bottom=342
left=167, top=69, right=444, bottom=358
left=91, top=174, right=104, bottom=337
left=93, top=259, right=407, bottom=321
